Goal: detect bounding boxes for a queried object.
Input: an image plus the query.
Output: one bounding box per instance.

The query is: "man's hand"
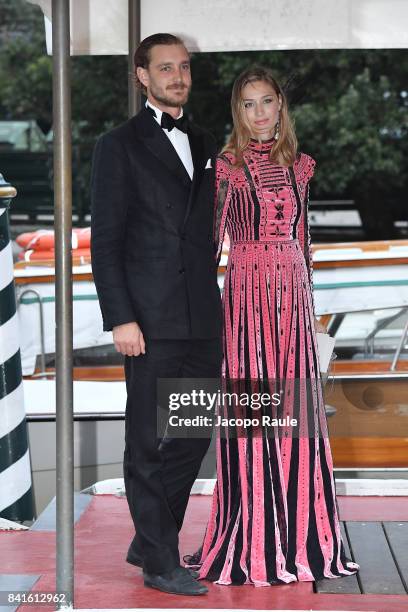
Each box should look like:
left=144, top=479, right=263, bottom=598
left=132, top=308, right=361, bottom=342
left=112, top=322, right=146, bottom=356
left=314, top=317, right=327, bottom=334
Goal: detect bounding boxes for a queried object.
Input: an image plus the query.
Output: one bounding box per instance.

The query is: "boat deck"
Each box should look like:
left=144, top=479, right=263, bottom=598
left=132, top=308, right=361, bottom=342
left=1, top=494, right=407, bottom=612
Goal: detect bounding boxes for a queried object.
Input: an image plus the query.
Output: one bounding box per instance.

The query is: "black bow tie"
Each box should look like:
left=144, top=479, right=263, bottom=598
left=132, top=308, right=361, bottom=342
left=147, top=105, right=189, bottom=133
left=160, top=111, right=189, bottom=133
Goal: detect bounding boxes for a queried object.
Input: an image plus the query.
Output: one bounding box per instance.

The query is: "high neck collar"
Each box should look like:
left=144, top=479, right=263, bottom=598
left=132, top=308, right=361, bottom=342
left=248, top=137, right=275, bottom=153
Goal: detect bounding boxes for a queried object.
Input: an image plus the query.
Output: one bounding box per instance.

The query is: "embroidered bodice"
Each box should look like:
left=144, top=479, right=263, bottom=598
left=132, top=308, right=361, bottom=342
left=214, top=140, right=316, bottom=296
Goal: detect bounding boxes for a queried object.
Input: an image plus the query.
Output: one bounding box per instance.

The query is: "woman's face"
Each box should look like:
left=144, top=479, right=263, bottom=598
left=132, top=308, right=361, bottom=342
left=241, top=80, right=282, bottom=140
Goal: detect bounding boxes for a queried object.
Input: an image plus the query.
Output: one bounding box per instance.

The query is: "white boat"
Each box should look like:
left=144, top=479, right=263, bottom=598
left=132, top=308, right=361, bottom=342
left=12, top=238, right=408, bottom=514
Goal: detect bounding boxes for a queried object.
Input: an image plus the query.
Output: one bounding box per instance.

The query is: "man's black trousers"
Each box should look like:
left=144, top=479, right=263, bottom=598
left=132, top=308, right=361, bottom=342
left=123, top=338, right=222, bottom=574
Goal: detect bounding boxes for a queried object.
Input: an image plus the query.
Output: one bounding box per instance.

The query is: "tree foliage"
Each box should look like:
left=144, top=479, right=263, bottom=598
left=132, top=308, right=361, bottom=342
left=190, top=49, right=408, bottom=198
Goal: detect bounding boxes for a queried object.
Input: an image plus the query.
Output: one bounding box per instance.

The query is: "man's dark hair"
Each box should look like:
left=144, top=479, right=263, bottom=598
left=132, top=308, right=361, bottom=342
left=133, top=33, right=186, bottom=93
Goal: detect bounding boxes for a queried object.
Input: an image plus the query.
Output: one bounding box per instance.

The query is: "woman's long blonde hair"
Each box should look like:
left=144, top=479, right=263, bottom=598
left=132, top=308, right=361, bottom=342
left=224, top=66, right=298, bottom=167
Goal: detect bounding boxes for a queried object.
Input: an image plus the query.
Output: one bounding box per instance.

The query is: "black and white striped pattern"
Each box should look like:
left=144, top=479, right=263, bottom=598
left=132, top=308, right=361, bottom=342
left=0, top=174, right=34, bottom=521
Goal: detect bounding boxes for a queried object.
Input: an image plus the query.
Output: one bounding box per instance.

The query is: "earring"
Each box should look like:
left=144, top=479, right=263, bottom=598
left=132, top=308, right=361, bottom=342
left=274, top=115, right=280, bottom=141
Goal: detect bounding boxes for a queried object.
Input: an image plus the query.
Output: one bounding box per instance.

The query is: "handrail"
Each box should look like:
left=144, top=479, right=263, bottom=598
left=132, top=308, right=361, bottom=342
left=363, top=307, right=407, bottom=357
left=390, top=314, right=408, bottom=371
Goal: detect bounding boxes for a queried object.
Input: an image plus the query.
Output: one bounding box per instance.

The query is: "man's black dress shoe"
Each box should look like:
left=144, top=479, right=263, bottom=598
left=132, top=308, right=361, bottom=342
left=126, top=548, right=199, bottom=579
left=143, top=566, right=208, bottom=595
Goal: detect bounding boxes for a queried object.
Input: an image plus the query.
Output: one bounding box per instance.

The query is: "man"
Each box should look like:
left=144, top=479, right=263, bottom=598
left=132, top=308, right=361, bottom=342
left=90, top=33, right=222, bottom=596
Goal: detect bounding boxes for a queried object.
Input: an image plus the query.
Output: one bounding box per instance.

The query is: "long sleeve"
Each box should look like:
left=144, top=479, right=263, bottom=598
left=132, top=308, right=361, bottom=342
left=296, top=154, right=316, bottom=313
left=90, top=133, right=136, bottom=331
left=214, top=155, right=232, bottom=265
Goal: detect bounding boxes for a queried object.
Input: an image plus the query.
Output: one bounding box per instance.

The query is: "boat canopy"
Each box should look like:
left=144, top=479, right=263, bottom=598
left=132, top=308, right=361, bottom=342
left=28, top=0, right=408, bottom=55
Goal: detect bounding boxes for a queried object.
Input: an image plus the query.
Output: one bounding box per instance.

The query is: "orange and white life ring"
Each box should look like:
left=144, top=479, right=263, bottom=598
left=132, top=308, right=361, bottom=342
left=16, top=227, right=91, bottom=251
left=19, top=247, right=91, bottom=262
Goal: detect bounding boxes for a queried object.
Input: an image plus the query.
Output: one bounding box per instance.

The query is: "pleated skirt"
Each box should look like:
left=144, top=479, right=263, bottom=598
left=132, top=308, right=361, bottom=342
left=185, top=240, right=359, bottom=585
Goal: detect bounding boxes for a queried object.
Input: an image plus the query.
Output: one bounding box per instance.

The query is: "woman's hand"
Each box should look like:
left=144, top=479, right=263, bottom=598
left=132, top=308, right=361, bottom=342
left=314, top=317, right=327, bottom=334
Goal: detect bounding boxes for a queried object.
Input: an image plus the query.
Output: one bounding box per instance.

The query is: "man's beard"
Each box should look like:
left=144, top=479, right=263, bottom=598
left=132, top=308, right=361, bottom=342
left=150, top=83, right=190, bottom=108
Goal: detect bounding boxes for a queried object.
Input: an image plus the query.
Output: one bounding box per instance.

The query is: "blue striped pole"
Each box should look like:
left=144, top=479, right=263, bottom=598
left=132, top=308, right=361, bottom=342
left=0, top=173, right=35, bottom=522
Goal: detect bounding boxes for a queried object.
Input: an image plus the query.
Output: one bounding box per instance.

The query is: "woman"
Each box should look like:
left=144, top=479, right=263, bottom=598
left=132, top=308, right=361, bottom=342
left=185, top=66, right=359, bottom=586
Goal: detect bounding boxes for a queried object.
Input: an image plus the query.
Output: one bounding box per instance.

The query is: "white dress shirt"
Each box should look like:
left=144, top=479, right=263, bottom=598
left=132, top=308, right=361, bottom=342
left=146, top=100, right=194, bottom=180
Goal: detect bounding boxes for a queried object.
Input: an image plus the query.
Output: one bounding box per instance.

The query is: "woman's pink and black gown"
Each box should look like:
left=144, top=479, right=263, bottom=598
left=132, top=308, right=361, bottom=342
left=185, top=139, right=359, bottom=586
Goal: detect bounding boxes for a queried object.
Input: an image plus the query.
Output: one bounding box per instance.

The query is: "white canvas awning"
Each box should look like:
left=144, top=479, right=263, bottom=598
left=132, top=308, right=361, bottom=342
left=27, top=0, right=408, bottom=55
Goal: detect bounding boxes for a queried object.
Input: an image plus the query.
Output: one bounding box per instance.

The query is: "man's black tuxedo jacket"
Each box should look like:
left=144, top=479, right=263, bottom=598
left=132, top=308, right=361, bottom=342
left=90, top=107, right=222, bottom=339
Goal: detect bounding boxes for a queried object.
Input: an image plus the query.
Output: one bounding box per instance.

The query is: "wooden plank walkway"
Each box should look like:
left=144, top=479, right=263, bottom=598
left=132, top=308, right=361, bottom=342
left=316, top=521, right=408, bottom=595
left=383, top=522, right=408, bottom=592
left=4, top=495, right=408, bottom=612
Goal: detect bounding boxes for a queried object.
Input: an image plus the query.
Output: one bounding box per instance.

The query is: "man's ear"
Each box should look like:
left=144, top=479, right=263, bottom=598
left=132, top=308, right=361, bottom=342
left=136, top=66, right=148, bottom=88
